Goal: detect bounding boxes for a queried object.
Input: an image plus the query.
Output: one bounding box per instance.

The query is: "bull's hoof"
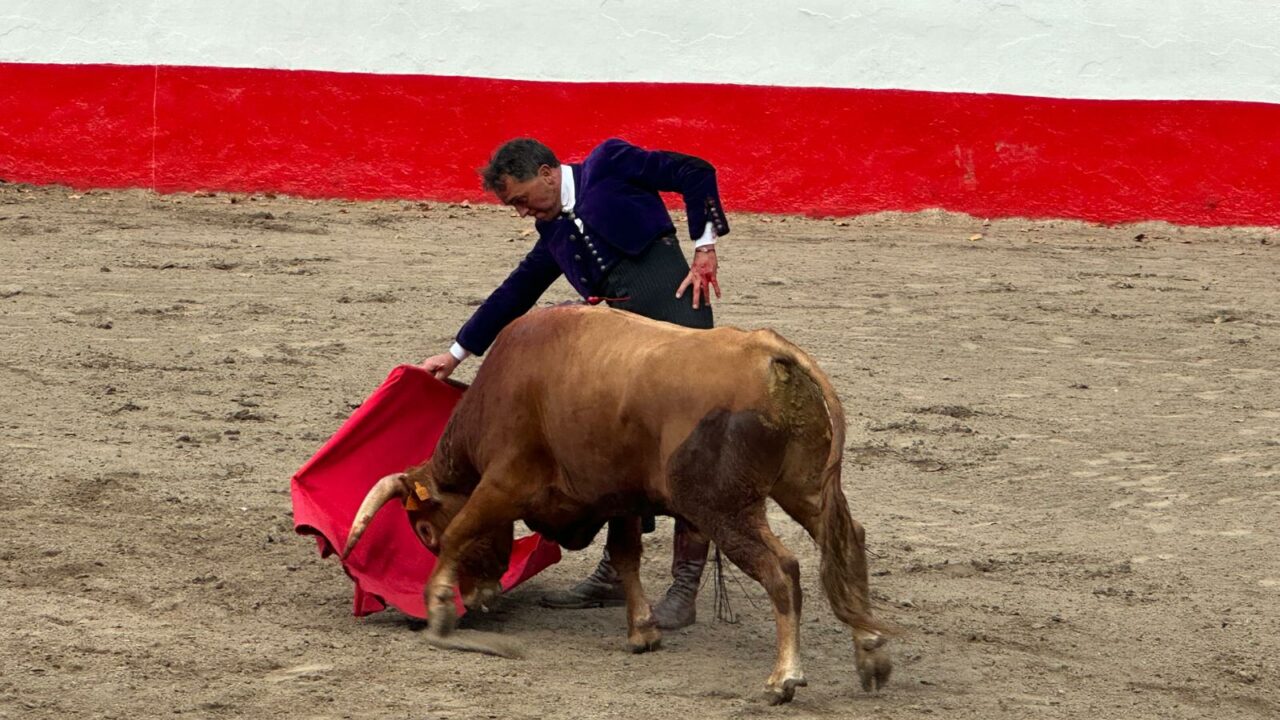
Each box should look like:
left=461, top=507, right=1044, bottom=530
left=855, top=641, right=892, bottom=692
left=462, top=580, right=502, bottom=612
left=427, top=591, right=458, bottom=637
left=626, top=633, right=662, bottom=654
left=764, top=676, right=807, bottom=705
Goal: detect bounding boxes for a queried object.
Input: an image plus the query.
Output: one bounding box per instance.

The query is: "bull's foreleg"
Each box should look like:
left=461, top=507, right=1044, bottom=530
left=607, top=516, right=661, bottom=653
left=424, top=484, right=521, bottom=637
left=459, top=521, right=513, bottom=612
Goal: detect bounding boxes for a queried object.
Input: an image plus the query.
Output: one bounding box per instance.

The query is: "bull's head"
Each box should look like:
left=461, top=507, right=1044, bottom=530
left=342, top=464, right=509, bottom=609
left=341, top=464, right=464, bottom=558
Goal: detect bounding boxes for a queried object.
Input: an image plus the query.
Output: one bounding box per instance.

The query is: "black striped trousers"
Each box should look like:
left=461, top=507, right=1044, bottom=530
left=601, top=235, right=714, bottom=330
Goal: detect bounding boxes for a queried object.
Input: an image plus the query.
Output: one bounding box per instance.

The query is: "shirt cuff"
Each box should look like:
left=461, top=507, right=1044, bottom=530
left=448, top=342, right=472, bottom=362
left=692, top=221, right=717, bottom=249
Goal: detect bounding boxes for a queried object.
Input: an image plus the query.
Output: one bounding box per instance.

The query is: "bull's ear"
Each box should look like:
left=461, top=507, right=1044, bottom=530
left=403, top=477, right=434, bottom=511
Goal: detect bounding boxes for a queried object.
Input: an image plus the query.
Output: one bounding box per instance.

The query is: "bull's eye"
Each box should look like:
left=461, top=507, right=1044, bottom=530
left=414, top=520, right=438, bottom=551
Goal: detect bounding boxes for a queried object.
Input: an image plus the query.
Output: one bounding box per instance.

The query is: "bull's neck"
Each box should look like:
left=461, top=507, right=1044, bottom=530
left=430, top=421, right=480, bottom=494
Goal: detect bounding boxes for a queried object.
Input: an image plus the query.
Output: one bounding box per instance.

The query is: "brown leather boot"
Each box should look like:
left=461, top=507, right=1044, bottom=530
left=540, top=547, right=627, bottom=609
left=651, top=519, right=709, bottom=630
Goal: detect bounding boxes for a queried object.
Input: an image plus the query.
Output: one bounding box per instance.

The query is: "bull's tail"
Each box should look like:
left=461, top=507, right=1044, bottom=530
left=771, top=340, right=890, bottom=643
left=816, top=452, right=890, bottom=639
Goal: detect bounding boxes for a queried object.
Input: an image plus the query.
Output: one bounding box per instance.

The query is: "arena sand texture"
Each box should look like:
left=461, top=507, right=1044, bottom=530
left=2, top=184, right=1277, bottom=719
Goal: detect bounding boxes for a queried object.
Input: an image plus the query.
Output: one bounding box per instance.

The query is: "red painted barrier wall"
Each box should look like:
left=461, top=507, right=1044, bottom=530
left=2, top=62, right=1276, bottom=226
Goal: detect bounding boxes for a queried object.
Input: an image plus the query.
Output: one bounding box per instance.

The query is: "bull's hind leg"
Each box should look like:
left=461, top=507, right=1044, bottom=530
left=772, top=477, right=891, bottom=692
left=669, top=407, right=809, bottom=703
left=606, top=516, right=661, bottom=653
left=694, top=505, right=807, bottom=704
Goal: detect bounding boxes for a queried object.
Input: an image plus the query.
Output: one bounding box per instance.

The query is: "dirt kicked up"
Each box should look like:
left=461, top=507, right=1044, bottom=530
left=2, top=183, right=1277, bottom=719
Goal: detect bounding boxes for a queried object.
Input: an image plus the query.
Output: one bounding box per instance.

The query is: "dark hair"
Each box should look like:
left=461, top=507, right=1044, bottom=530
left=480, top=138, right=560, bottom=192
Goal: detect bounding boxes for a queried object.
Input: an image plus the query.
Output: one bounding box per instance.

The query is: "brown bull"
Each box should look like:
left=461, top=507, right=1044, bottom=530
left=345, top=305, right=891, bottom=703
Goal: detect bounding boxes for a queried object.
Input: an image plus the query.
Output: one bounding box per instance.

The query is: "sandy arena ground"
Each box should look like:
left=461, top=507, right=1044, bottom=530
left=1, top=183, right=1277, bottom=719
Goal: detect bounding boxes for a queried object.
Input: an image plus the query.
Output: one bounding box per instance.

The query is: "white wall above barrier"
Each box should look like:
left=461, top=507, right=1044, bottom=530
left=2, top=0, right=1278, bottom=103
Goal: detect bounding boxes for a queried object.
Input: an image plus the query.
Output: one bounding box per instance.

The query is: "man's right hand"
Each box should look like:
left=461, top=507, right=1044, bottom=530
left=420, top=352, right=461, bottom=380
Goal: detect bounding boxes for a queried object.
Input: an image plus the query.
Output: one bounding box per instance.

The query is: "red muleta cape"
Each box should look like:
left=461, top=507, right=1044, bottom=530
left=291, top=364, right=561, bottom=618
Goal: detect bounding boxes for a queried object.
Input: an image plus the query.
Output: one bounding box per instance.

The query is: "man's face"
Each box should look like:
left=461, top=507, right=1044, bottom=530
left=495, top=166, right=560, bottom=221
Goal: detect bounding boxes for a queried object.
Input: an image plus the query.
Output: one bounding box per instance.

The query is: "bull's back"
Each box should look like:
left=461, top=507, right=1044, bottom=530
left=466, top=307, right=786, bottom=487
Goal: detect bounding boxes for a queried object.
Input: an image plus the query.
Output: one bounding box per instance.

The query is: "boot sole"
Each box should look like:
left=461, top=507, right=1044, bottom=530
left=539, top=596, right=627, bottom=610
left=655, top=617, right=696, bottom=631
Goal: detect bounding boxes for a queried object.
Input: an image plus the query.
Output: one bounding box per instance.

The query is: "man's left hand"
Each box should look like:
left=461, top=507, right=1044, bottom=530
left=676, top=247, right=721, bottom=310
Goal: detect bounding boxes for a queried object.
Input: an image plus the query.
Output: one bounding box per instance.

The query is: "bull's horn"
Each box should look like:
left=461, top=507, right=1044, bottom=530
left=342, top=473, right=408, bottom=559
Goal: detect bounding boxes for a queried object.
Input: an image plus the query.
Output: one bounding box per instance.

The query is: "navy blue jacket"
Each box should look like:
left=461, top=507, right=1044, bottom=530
left=456, top=138, right=729, bottom=356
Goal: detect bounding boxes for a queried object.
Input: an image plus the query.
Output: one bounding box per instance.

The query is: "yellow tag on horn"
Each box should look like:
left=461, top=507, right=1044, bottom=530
left=413, top=482, right=430, bottom=501
left=403, top=495, right=420, bottom=511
